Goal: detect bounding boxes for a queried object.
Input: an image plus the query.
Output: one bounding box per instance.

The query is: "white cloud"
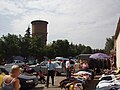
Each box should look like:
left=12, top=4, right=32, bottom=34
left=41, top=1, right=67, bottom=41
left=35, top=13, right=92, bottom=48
left=0, top=0, right=26, bottom=16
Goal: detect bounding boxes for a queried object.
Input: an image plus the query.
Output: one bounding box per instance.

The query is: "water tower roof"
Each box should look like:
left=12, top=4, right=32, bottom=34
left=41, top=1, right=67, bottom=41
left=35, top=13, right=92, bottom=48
left=31, top=20, right=48, bottom=24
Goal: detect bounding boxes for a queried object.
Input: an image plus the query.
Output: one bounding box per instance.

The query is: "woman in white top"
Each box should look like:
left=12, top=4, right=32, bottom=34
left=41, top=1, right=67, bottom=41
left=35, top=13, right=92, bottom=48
left=66, top=59, right=71, bottom=79
left=2, top=65, right=21, bottom=90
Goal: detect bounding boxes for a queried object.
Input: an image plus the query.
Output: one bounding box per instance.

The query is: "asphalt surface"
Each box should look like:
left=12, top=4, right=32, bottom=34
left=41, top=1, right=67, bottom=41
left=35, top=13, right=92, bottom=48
left=31, top=75, right=100, bottom=90
left=31, top=76, right=66, bottom=90
left=0, top=75, right=100, bottom=90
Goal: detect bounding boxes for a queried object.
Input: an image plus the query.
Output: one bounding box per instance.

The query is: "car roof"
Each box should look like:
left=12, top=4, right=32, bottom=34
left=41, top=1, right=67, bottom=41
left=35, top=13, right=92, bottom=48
left=0, top=65, right=5, bottom=68
left=52, top=61, right=61, bottom=63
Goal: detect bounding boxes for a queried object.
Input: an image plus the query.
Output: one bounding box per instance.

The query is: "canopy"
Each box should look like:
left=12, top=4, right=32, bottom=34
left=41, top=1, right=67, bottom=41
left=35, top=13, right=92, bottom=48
left=89, top=53, right=110, bottom=60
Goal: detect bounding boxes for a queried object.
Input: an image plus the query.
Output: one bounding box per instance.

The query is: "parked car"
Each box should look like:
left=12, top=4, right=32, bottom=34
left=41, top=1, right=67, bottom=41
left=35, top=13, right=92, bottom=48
left=0, top=65, right=38, bottom=90
left=29, top=60, right=63, bottom=75
left=26, top=60, right=38, bottom=65
left=55, top=57, right=76, bottom=73
left=29, top=60, right=76, bottom=76
left=55, top=57, right=75, bottom=67
left=4, top=60, right=25, bottom=67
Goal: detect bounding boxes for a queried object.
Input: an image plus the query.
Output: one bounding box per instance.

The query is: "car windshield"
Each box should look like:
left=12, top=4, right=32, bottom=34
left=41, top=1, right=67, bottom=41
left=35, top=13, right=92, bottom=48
left=40, top=61, right=48, bottom=65
left=40, top=62, right=47, bottom=66
left=28, top=60, right=37, bottom=65
left=4, top=65, right=11, bottom=72
left=4, top=65, right=24, bottom=74
left=0, top=67, right=9, bottom=75
left=53, top=63, right=59, bottom=67
left=56, top=62, right=61, bottom=66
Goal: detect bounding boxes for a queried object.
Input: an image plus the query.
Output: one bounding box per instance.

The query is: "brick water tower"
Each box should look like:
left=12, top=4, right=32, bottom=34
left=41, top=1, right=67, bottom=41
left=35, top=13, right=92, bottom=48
left=31, top=20, right=48, bottom=46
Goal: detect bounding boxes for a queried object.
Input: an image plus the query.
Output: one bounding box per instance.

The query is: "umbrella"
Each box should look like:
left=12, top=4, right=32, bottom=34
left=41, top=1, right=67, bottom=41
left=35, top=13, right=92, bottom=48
left=89, top=53, right=110, bottom=60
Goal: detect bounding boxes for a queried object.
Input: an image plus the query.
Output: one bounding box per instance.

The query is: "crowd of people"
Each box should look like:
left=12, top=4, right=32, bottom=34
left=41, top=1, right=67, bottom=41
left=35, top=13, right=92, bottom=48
left=1, top=57, right=119, bottom=90
left=44, top=58, right=119, bottom=90
left=43, top=58, right=95, bottom=90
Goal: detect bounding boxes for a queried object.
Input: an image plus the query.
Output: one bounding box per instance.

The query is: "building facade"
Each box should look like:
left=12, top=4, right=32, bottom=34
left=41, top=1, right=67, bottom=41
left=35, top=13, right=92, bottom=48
left=114, top=17, right=120, bottom=68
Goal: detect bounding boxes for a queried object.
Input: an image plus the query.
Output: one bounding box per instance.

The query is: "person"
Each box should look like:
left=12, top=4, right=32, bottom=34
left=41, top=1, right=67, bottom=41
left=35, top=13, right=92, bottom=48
left=2, top=65, right=21, bottom=90
left=78, top=60, right=89, bottom=70
left=46, top=59, right=56, bottom=88
left=66, top=59, right=71, bottom=79
left=95, top=68, right=101, bottom=75
left=0, top=70, right=5, bottom=87
left=36, top=70, right=46, bottom=84
left=80, top=60, right=94, bottom=79
left=62, top=60, right=65, bottom=72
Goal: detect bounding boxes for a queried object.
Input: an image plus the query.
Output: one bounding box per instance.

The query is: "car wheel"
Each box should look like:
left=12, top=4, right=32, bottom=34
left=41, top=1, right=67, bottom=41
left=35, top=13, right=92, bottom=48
left=55, top=71, right=61, bottom=76
left=40, top=79, right=46, bottom=84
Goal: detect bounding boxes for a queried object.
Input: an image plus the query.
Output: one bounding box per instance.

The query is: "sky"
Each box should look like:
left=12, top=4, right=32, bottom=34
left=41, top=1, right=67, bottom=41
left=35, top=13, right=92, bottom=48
left=0, top=0, right=120, bottom=49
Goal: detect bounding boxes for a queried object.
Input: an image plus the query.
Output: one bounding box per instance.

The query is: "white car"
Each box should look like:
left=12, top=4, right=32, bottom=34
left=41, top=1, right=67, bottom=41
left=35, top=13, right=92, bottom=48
left=5, top=60, right=25, bottom=67
left=29, top=61, right=63, bottom=75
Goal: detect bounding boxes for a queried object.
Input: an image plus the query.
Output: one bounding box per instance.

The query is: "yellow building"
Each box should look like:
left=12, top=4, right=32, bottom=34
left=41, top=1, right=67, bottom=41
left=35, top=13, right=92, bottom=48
left=114, top=17, right=120, bottom=68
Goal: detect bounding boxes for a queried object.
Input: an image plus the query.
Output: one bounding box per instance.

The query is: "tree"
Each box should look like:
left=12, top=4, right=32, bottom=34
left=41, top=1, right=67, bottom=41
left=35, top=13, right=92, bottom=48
left=43, top=45, right=55, bottom=59
left=19, top=35, right=32, bottom=57
left=30, top=35, right=43, bottom=58
left=51, top=40, right=70, bottom=57
left=0, top=33, right=21, bottom=60
left=82, top=46, right=92, bottom=54
left=69, top=43, right=78, bottom=57
left=92, top=49, right=105, bottom=53
left=105, top=36, right=114, bottom=54
left=0, top=33, right=100, bottom=61
left=25, top=26, right=31, bottom=37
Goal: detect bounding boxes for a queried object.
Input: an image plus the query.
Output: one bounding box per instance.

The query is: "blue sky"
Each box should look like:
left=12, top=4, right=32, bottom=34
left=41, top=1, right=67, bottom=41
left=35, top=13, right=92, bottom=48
left=0, top=0, right=119, bottom=49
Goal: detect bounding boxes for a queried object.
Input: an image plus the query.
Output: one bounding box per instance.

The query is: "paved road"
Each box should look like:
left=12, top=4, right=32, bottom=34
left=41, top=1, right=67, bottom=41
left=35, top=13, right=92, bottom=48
left=31, top=76, right=66, bottom=90
left=0, top=75, right=100, bottom=90
left=31, top=75, right=100, bottom=90
left=0, top=76, right=65, bottom=90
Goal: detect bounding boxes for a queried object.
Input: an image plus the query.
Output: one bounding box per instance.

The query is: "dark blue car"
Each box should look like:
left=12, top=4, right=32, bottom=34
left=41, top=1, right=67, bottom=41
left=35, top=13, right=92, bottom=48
left=0, top=66, right=38, bottom=90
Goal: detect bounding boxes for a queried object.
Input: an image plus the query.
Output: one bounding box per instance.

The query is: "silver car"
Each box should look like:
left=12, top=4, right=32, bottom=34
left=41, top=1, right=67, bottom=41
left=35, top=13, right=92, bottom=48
left=29, top=61, right=64, bottom=75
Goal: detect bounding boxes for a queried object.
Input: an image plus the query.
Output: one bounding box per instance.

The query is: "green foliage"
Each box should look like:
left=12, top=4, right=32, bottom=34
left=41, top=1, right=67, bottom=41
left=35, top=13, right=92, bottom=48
left=51, top=40, right=70, bottom=57
left=104, top=36, right=114, bottom=54
left=81, top=46, right=92, bottom=54
left=0, top=33, right=103, bottom=61
left=30, top=35, right=43, bottom=57
left=93, top=49, right=105, bottom=53
left=25, top=26, right=31, bottom=37
left=19, top=35, right=31, bottom=57
left=0, top=33, right=21, bottom=58
left=43, top=45, right=55, bottom=59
